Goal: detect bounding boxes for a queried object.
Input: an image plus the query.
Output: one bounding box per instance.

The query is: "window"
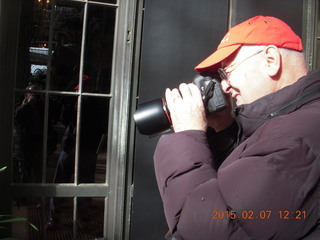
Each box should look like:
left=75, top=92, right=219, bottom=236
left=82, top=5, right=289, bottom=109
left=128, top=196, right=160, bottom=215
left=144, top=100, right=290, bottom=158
left=7, top=0, right=137, bottom=239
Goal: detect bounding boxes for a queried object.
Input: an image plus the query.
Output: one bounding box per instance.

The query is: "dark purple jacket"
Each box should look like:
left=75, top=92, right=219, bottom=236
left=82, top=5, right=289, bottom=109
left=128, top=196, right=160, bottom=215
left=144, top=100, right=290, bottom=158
left=154, top=70, right=320, bottom=240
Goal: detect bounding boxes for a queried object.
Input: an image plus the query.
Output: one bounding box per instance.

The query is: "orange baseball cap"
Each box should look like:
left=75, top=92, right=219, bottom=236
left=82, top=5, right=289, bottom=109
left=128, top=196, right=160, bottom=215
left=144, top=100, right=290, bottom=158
left=195, top=15, right=303, bottom=72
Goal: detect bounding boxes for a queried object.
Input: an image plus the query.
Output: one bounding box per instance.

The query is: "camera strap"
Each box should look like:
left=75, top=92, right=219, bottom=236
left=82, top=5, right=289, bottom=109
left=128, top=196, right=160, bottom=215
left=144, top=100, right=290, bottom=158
left=268, top=85, right=320, bottom=119
left=165, top=230, right=174, bottom=240
left=204, top=80, right=215, bottom=99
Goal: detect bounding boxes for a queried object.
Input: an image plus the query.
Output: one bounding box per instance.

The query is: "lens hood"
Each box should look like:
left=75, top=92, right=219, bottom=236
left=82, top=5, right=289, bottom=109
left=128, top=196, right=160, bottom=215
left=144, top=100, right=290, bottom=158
left=133, top=98, right=171, bottom=136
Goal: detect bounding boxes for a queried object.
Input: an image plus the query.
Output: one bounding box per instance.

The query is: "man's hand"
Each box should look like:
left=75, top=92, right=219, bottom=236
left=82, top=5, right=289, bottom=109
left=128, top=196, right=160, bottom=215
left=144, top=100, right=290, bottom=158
left=165, top=83, right=207, bottom=133
left=166, top=83, right=235, bottom=133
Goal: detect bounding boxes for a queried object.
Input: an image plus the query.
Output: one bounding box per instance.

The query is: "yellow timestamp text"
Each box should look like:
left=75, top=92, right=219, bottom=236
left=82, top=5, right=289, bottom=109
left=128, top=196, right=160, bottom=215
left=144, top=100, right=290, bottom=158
left=211, top=210, right=307, bottom=220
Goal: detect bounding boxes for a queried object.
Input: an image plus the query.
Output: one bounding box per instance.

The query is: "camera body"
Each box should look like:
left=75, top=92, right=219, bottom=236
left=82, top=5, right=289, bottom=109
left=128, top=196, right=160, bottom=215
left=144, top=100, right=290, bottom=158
left=134, top=73, right=227, bottom=136
left=193, top=73, right=227, bottom=113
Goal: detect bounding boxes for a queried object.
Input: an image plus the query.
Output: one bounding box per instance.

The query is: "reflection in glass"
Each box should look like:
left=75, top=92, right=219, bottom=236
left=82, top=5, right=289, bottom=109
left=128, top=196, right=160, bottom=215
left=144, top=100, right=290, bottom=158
left=46, top=95, right=78, bottom=183
left=11, top=197, right=74, bottom=239
left=77, top=197, right=104, bottom=238
left=16, top=0, right=50, bottom=89
left=91, top=0, right=117, bottom=4
left=12, top=86, right=45, bottom=183
left=48, top=197, right=104, bottom=239
left=78, top=97, right=109, bottom=183
left=47, top=197, right=74, bottom=238
left=11, top=197, right=104, bottom=239
left=16, top=0, right=85, bottom=91
left=50, top=2, right=84, bottom=91
left=83, top=4, right=115, bottom=94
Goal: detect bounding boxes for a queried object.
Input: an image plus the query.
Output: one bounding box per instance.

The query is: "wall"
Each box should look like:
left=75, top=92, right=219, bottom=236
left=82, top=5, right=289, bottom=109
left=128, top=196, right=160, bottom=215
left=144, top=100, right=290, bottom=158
left=233, top=0, right=303, bottom=36
left=130, top=1, right=228, bottom=239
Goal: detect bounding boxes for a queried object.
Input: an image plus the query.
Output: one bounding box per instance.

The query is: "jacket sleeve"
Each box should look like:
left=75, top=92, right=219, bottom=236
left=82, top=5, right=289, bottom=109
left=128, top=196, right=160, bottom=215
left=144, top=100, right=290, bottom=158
left=154, top=127, right=319, bottom=239
left=154, top=130, right=250, bottom=240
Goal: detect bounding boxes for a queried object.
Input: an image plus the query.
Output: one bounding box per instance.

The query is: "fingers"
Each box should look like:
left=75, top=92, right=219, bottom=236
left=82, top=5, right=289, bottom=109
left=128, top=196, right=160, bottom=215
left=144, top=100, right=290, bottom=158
left=164, top=83, right=207, bottom=132
left=178, top=83, right=192, bottom=98
left=166, top=83, right=203, bottom=108
left=166, top=83, right=200, bottom=99
left=187, top=83, right=204, bottom=108
left=165, top=88, right=180, bottom=110
left=165, top=82, right=234, bottom=133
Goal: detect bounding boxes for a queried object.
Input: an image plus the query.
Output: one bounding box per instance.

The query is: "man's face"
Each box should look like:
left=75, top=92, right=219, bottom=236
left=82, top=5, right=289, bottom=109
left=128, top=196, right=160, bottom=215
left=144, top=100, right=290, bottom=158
left=24, top=85, right=39, bottom=103
left=25, top=93, right=37, bottom=103
left=220, top=48, right=276, bottom=106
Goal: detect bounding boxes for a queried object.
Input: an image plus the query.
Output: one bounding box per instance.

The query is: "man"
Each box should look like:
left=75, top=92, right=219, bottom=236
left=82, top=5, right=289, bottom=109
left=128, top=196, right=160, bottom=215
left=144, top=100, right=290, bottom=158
left=154, top=16, right=320, bottom=240
left=13, top=84, right=45, bottom=183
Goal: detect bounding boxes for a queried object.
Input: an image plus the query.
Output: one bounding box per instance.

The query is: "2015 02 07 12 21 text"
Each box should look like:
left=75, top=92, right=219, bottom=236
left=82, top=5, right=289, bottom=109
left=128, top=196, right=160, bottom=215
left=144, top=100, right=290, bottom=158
left=212, top=210, right=307, bottom=220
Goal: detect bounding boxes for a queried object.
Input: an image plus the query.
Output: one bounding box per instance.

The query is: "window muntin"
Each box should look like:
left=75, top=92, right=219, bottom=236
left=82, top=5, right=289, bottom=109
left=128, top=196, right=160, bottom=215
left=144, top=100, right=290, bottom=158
left=12, top=0, right=115, bottom=184
left=10, top=0, right=125, bottom=238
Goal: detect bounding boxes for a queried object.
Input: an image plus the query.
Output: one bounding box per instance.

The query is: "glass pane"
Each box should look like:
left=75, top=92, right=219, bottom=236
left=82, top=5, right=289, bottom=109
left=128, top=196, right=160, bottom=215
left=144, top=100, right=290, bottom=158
left=77, top=197, right=104, bottom=239
left=47, top=95, right=78, bottom=183
left=50, top=1, right=84, bottom=91
left=12, top=89, right=45, bottom=183
left=11, top=197, right=75, bottom=239
left=90, top=0, right=117, bottom=4
left=78, top=97, right=109, bottom=183
left=47, top=197, right=74, bottom=238
left=15, top=1, right=51, bottom=90
left=83, top=4, right=115, bottom=94
left=11, top=197, right=104, bottom=239
left=15, top=0, right=85, bottom=91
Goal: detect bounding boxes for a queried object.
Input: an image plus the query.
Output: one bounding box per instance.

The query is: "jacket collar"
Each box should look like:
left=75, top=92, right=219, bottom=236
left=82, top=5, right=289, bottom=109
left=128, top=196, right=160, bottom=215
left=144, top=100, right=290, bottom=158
left=235, top=70, right=320, bottom=139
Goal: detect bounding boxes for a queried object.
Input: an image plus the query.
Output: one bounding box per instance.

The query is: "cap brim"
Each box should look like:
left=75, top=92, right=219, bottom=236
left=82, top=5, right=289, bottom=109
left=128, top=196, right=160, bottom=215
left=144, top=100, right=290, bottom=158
left=195, top=44, right=242, bottom=72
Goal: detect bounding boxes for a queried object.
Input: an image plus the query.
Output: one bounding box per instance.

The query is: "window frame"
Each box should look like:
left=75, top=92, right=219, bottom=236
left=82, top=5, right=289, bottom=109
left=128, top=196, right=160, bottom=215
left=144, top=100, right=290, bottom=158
left=0, top=0, right=139, bottom=239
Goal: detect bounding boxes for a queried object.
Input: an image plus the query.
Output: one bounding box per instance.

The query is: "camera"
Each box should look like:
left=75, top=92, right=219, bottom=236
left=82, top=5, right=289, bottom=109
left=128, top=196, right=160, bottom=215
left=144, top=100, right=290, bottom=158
left=133, top=72, right=227, bottom=136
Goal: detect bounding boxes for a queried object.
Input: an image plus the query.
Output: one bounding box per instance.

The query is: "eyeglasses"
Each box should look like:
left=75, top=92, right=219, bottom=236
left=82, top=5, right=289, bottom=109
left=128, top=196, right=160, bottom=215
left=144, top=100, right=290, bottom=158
left=218, top=50, right=264, bottom=81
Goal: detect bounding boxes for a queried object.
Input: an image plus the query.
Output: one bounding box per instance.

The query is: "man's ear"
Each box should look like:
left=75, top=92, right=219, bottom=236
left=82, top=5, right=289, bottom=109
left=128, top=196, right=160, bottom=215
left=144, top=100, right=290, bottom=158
left=263, top=45, right=281, bottom=77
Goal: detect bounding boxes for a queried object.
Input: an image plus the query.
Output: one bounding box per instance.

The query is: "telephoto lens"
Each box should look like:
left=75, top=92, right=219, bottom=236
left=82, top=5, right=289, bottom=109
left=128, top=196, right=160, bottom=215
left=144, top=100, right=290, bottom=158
left=133, top=98, right=172, bottom=136
left=133, top=73, right=227, bottom=136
